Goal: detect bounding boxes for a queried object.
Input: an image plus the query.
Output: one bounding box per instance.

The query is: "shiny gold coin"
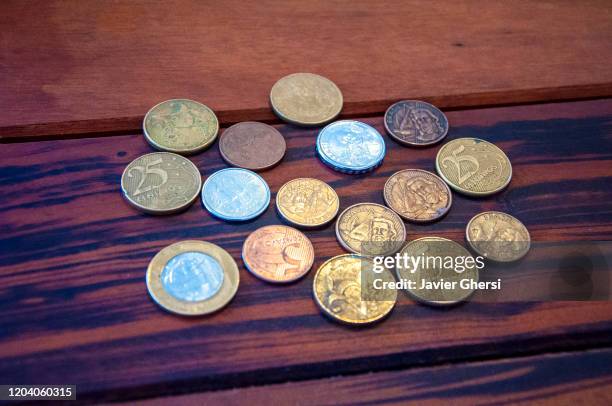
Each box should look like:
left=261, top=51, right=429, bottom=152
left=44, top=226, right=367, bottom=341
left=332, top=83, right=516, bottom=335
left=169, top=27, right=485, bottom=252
left=270, top=73, right=343, bottom=126
left=276, top=178, right=340, bottom=228
left=383, top=169, right=452, bottom=222
left=336, top=203, right=406, bottom=256
left=143, top=99, right=219, bottom=154
left=466, top=211, right=530, bottom=262
left=313, top=254, right=397, bottom=325
left=121, top=152, right=201, bottom=214
left=435, top=138, right=512, bottom=196
left=146, top=240, right=239, bottom=316
left=397, top=237, right=480, bottom=306
left=242, top=225, right=314, bottom=283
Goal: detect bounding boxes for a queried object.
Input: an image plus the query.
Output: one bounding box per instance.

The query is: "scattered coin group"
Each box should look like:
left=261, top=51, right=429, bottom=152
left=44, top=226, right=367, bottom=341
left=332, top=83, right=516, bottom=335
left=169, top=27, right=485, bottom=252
left=120, top=72, right=530, bottom=323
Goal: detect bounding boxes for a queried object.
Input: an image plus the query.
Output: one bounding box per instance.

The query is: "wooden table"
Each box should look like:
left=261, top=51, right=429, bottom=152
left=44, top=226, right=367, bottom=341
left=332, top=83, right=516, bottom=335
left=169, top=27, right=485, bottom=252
left=1, top=1, right=611, bottom=404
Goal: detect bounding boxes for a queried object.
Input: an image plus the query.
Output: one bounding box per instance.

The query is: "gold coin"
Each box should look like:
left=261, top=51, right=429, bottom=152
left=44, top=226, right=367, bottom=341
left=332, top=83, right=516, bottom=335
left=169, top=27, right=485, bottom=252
left=313, top=254, right=397, bottom=325
left=383, top=169, right=452, bottom=222
left=466, top=211, right=530, bottom=262
left=336, top=203, right=406, bottom=256
left=143, top=99, right=219, bottom=154
left=397, top=237, right=479, bottom=306
left=270, top=73, right=343, bottom=126
left=435, top=138, right=512, bottom=196
left=276, top=178, right=340, bottom=228
left=121, top=152, right=201, bottom=214
left=242, top=225, right=314, bottom=283
left=146, top=240, right=239, bottom=316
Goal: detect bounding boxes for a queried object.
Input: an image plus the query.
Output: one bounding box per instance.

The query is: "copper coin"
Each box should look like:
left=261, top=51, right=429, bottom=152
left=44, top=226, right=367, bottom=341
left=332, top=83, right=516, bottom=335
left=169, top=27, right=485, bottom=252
left=242, top=225, right=314, bottom=283
left=219, top=122, right=286, bottom=171
left=384, top=100, right=448, bottom=146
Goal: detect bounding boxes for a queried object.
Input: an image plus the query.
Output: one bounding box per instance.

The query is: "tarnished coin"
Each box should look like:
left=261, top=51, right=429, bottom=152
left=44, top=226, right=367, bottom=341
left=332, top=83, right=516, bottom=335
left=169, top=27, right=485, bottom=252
left=121, top=152, right=201, bottom=214
left=270, top=73, right=343, bottom=126
left=466, top=211, right=530, bottom=262
left=143, top=99, right=219, bottom=154
left=219, top=122, right=286, bottom=171
left=384, top=100, right=449, bottom=146
left=336, top=203, right=406, bottom=256
left=316, top=120, right=386, bottom=174
left=146, top=240, right=239, bottom=316
left=276, top=178, right=339, bottom=228
left=397, top=237, right=479, bottom=306
left=202, top=168, right=270, bottom=221
left=313, top=254, right=397, bottom=325
left=383, top=169, right=452, bottom=222
left=242, top=225, right=314, bottom=283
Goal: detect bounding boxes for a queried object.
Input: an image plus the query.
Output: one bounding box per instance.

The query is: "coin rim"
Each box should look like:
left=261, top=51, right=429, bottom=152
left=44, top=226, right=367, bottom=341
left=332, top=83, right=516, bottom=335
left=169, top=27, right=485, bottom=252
left=146, top=240, right=239, bottom=316
left=219, top=121, right=287, bottom=171
left=465, top=211, right=531, bottom=262
left=120, top=152, right=202, bottom=215
left=383, top=100, right=449, bottom=147
left=143, top=98, right=220, bottom=155
left=275, top=178, right=340, bottom=228
left=435, top=137, right=513, bottom=197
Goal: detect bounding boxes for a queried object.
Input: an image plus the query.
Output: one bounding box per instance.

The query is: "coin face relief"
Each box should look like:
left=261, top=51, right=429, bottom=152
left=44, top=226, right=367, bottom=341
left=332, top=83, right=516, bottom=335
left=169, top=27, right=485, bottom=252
left=143, top=99, right=219, bottom=154
left=270, top=72, right=343, bottom=126
left=466, top=211, right=530, bottom=262
left=276, top=178, right=339, bottom=228
left=146, top=240, right=239, bottom=316
left=201, top=168, right=270, bottom=221
left=316, top=120, right=386, bottom=174
left=436, top=137, right=512, bottom=196
left=336, top=203, right=406, bottom=256
left=242, top=225, right=314, bottom=283
left=121, top=152, right=202, bottom=214
left=384, top=169, right=452, bottom=222
left=384, top=100, right=449, bottom=146
left=219, top=122, right=286, bottom=171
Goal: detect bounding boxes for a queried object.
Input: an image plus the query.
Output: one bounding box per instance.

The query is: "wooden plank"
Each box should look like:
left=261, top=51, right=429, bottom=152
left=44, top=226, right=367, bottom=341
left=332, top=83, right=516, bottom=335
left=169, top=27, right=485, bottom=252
left=1, top=1, right=612, bottom=139
left=1, top=100, right=611, bottom=400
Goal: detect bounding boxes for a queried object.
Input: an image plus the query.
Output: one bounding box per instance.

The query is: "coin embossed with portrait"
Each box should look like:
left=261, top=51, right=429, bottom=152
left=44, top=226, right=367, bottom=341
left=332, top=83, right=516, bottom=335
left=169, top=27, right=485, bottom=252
left=466, top=211, right=530, bottom=262
left=276, top=178, right=339, bottom=228
left=219, top=122, right=286, bottom=171
left=384, top=100, right=449, bottom=146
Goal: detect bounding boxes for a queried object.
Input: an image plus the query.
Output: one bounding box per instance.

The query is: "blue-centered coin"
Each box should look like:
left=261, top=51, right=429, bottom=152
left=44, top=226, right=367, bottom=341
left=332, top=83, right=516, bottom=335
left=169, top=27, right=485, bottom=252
left=161, top=252, right=224, bottom=302
left=202, top=168, right=270, bottom=221
left=316, top=120, right=386, bottom=174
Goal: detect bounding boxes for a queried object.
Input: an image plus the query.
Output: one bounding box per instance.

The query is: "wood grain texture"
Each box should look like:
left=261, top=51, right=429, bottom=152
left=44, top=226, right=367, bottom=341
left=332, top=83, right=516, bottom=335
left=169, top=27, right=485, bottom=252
left=1, top=100, right=611, bottom=401
left=1, top=0, right=612, bottom=139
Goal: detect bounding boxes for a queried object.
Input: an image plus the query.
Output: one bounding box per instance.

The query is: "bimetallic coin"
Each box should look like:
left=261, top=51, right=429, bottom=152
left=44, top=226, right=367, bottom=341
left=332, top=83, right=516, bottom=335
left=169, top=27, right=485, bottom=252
left=466, top=211, right=530, bottom=262
left=121, top=152, right=201, bottom=214
left=276, top=178, right=339, bottom=228
left=313, top=254, right=397, bottom=325
left=202, top=168, right=270, bottom=221
left=143, top=99, right=219, bottom=154
left=146, top=240, right=239, bottom=316
left=384, top=100, right=448, bottom=146
left=397, top=237, right=479, bottom=306
left=316, top=120, right=385, bottom=174
left=383, top=169, right=452, bottom=223
left=436, top=137, right=512, bottom=196
left=270, top=73, right=343, bottom=126
left=219, top=122, right=286, bottom=171
left=336, top=203, right=406, bottom=256
left=242, top=225, right=314, bottom=283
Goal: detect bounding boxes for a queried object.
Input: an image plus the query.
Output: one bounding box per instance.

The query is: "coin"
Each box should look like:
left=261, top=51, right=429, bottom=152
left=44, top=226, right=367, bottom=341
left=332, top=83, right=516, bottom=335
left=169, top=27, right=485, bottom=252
left=336, top=203, right=406, bottom=256
left=466, top=211, right=530, bottom=262
left=313, top=254, right=397, bottom=325
left=201, top=168, right=270, bottom=221
left=146, top=240, right=239, bottom=316
left=316, top=120, right=385, bottom=174
left=270, top=73, right=343, bottom=126
left=384, top=100, right=448, bottom=146
left=436, top=137, right=512, bottom=196
left=143, top=99, right=219, bottom=154
left=397, top=237, right=479, bottom=306
left=121, top=152, right=201, bottom=214
left=276, top=178, right=339, bottom=228
left=219, top=122, right=286, bottom=171
left=383, top=169, right=452, bottom=222
left=242, top=225, right=314, bottom=283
